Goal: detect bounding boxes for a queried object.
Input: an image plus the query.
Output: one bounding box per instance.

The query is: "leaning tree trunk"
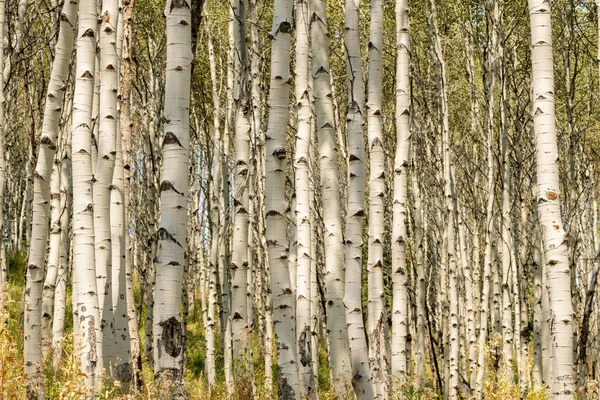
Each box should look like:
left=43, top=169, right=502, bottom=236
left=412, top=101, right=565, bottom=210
left=528, top=0, right=574, bottom=397
left=391, top=0, right=410, bottom=387
left=295, top=0, right=316, bottom=397
left=72, top=0, right=102, bottom=393
left=311, top=0, right=354, bottom=396
left=264, top=0, right=300, bottom=398
left=152, top=0, right=192, bottom=393
left=24, top=0, right=77, bottom=394
left=342, top=0, right=372, bottom=398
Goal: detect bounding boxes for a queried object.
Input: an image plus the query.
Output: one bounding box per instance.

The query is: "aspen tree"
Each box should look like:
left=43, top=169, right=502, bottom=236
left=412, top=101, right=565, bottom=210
left=231, top=0, right=252, bottom=381
left=119, top=0, right=140, bottom=379
left=528, top=0, right=574, bottom=396
left=342, top=0, right=372, bottom=398
left=391, top=0, right=410, bottom=385
left=295, top=0, right=316, bottom=396
left=94, top=0, right=122, bottom=374
left=428, top=0, right=459, bottom=395
left=205, top=5, right=220, bottom=386
left=52, top=128, right=72, bottom=370
left=366, top=0, right=389, bottom=396
left=24, top=0, right=77, bottom=392
left=72, top=0, right=103, bottom=392
left=41, top=156, right=62, bottom=355
left=111, top=123, right=132, bottom=384
left=311, top=0, right=353, bottom=395
left=152, top=0, right=192, bottom=390
left=475, top=2, right=500, bottom=393
left=264, top=0, right=300, bottom=397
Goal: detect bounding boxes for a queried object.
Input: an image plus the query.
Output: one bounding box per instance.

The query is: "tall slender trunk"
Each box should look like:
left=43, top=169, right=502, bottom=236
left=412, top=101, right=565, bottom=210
left=264, top=1, right=300, bottom=397
left=52, top=121, right=72, bottom=370
left=311, top=0, right=353, bottom=395
left=366, top=1, right=389, bottom=397
left=391, top=0, right=410, bottom=387
left=119, top=0, right=140, bottom=384
left=72, top=0, right=102, bottom=392
left=152, top=0, right=192, bottom=391
left=24, top=0, right=77, bottom=392
left=111, top=118, right=132, bottom=385
left=528, top=0, right=574, bottom=396
left=295, top=0, right=316, bottom=397
left=94, top=0, right=122, bottom=375
left=41, top=155, right=62, bottom=356
left=475, top=3, right=499, bottom=393
left=205, top=4, right=220, bottom=387
left=231, top=0, right=252, bottom=382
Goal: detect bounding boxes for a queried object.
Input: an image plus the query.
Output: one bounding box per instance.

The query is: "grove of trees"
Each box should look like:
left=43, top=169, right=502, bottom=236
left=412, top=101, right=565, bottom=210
left=0, top=0, right=599, bottom=399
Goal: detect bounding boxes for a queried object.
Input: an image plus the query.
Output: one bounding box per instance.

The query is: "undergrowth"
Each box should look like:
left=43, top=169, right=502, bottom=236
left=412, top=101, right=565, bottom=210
left=0, top=252, right=553, bottom=399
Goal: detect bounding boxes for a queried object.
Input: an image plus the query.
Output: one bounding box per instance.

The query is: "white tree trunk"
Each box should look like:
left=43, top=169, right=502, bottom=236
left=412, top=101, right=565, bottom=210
left=52, top=126, right=72, bottom=370
left=366, top=1, right=389, bottom=396
left=24, top=0, right=77, bottom=393
left=231, top=0, right=252, bottom=381
left=152, top=0, right=192, bottom=391
left=311, top=0, right=353, bottom=395
left=391, top=0, right=410, bottom=386
left=528, top=0, right=574, bottom=396
left=111, top=123, right=132, bottom=384
left=205, top=4, right=220, bottom=387
left=295, top=0, right=316, bottom=396
left=72, top=0, right=102, bottom=392
left=41, top=156, right=62, bottom=355
left=94, top=0, right=121, bottom=375
left=343, top=0, right=372, bottom=398
left=264, top=0, right=300, bottom=398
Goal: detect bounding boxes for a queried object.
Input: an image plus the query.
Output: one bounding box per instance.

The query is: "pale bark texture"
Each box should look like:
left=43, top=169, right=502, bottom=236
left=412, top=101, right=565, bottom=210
left=94, top=0, right=121, bottom=374
left=343, top=0, right=372, bottom=398
left=366, top=1, right=389, bottom=397
left=152, top=0, right=192, bottom=391
left=111, top=126, right=132, bottom=384
left=24, top=0, right=77, bottom=394
left=231, top=0, right=252, bottom=381
left=311, top=0, right=353, bottom=395
left=72, top=0, right=102, bottom=392
left=52, top=127, right=72, bottom=370
left=295, top=0, right=316, bottom=396
left=528, top=0, right=574, bottom=396
left=264, top=0, right=300, bottom=397
left=205, top=5, right=220, bottom=387
left=391, top=0, right=410, bottom=386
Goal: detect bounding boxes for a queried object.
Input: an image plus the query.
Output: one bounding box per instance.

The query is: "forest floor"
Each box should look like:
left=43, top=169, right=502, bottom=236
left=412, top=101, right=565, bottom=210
left=0, top=252, right=550, bottom=399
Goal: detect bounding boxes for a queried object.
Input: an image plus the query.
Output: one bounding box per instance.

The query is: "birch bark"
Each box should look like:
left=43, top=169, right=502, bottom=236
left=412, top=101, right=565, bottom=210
left=391, top=0, right=410, bottom=386
left=311, top=0, right=353, bottom=395
left=295, top=0, right=316, bottom=396
left=72, top=0, right=102, bottom=392
left=528, top=0, right=574, bottom=396
left=264, top=1, right=300, bottom=397
left=94, top=0, right=122, bottom=374
left=231, top=0, right=252, bottom=380
left=24, top=0, right=77, bottom=393
left=366, top=1, right=388, bottom=396
left=152, top=0, right=192, bottom=390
